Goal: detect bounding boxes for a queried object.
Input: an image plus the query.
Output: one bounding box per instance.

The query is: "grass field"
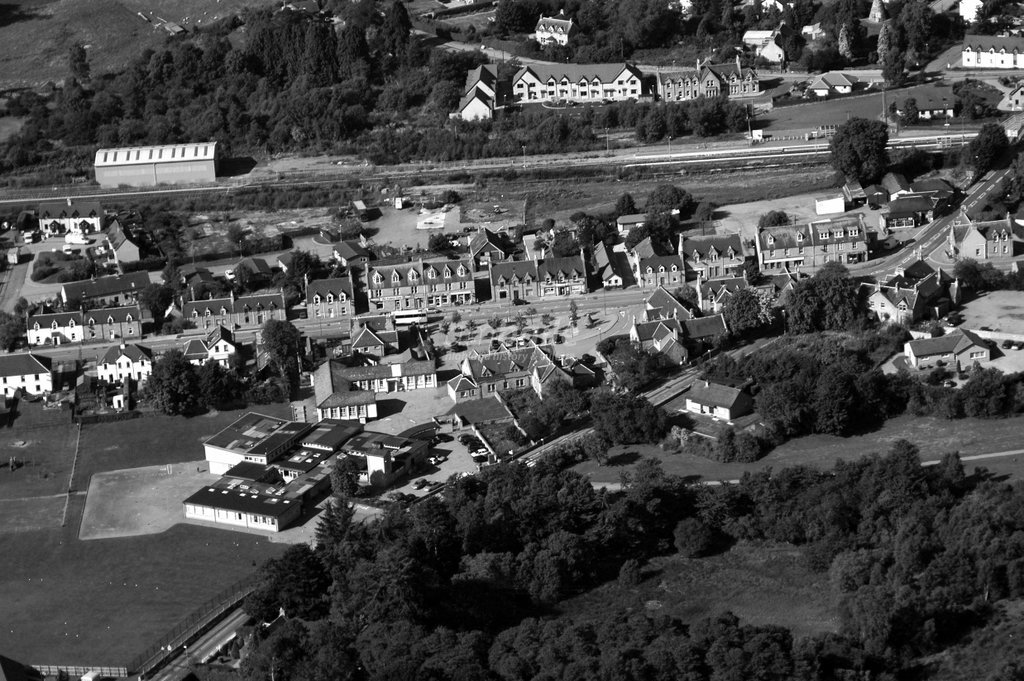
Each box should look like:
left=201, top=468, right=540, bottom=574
left=575, top=413, right=1024, bottom=484
left=559, top=543, right=839, bottom=638
left=0, top=406, right=293, bottom=665
left=0, top=422, right=76, bottom=499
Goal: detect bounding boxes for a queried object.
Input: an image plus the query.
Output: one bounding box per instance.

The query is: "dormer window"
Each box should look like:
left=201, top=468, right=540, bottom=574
left=766, top=234, right=774, bottom=244
left=849, top=229, right=859, bottom=237
left=326, top=293, right=334, bottom=304
left=444, top=267, right=452, bottom=278
left=51, top=321, right=58, bottom=330
left=391, top=271, right=401, bottom=283
left=427, top=268, right=436, bottom=279
left=819, top=232, right=828, bottom=240
left=373, top=273, right=383, bottom=284
left=107, top=316, right=114, bottom=324
left=68, top=319, right=75, bottom=327
left=693, top=252, right=701, bottom=262
left=457, top=265, right=466, bottom=276
left=313, top=294, right=321, bottom=304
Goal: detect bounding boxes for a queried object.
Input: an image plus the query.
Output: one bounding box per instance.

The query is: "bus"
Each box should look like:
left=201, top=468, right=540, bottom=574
left=391, top=308, right=441, bottom=326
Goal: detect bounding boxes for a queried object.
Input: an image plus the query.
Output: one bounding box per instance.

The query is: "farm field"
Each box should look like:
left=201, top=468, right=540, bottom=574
left=559, top=543, right=839, bottom=639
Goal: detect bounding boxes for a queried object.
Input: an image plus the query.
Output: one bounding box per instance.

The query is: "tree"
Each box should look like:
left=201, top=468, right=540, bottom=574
left=262, top=319, right=302, bottom=376
left=147, top=350, right=203, bottom=416
left=645, top=184, right=696, bottom=217
left=488, top=314, right=502, bottom=331
left=965, top=122, right=1008, bottom=177
left=674, top=517, right=717, bottom=558
left=615, top=192, right=638, bottom=216
left=331, top=455, right=362, bottom=498
left=589, top=388, right=668, bottom=444
left=568, top=301, right=579, bottom=328
left=723, top=288, right=774, bottom=335
left=830, top=118, right=889, bottom=183
left=69, top=43, right=90, bottom=81
left=197, top=361, right=243, bottom=410
left=428, top=232, right=454, bottom=254
left=837, top=23, right=854, bottom=59
left=693, top=200, right=715, bottom=223
left=450, top=311, right=462, bottom=325
left=550, top=230, right=580, bottom=257
left=0, top=312, right=24, bottom=352
left=758, top=210, right=791, bottom=228
left=381, top=0, right=413, bottom=60
left=138, top=284, right=175, bottom=326
left=900, top=97, right=919, bottom=125
left=786, top=264, right=864, bottom=334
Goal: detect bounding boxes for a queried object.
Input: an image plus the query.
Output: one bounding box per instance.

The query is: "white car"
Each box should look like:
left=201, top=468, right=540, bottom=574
left=64, top=233, right=90, bottom=245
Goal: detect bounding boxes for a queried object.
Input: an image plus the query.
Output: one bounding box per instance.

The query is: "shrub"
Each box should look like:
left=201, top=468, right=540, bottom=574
left=674, top=517, right=717, bottom=558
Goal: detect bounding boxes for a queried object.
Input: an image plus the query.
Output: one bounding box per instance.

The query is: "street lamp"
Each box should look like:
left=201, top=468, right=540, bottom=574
left=668, top=136, right=673, bottom=156
left=521, top=145, right=526, bottom=169
left=605, top=127, right=610, bottom=156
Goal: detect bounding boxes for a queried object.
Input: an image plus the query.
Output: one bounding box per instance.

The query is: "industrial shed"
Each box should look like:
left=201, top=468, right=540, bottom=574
left=93, top=142, right=218, bottom=188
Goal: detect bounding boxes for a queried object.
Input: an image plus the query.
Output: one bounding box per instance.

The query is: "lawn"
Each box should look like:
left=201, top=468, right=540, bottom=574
left=558, top=542, right=839, bottom=639
left=73, top=406, right=290, bottom=490
left=575, top=413, right=1024, bottom=484
left=30, top=250, right=92, bottom=284
left=0, top=422, right=76, bottom=499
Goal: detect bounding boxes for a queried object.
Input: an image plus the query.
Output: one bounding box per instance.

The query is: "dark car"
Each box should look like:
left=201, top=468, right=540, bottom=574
left=1002, top=339, right=1014, bottom=350
left=554, top=334, right=565, bottom=344
left=449, top=342, right=467, bottom=352
left=512, top=298, right=529, bottom=306
left=432, top=433, right=453, bottom=444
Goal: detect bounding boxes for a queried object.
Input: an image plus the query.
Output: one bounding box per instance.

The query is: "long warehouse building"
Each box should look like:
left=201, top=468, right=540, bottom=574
left=94, top=142, right=218, bottom=188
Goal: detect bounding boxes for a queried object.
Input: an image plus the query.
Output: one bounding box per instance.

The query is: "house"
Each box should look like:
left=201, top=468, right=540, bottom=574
left=801, top=22, right=826, bottom=41
left=488, top=254, right=588, bottom=302
left=182, top=326, right=239, bottom=368
left=655, top=58, right=760, bottom=101
left=962, top=34, right=1024, bottom=69
left=742, top=24, right=790, bottom=63
left=105, top=220, right=141, bottom=264
left=946, top=212, right=1020, bottom=260
left=27, top=311, right=83, bottom=346
left=755, top=215, right=869, bottom=271
left=898, top=86, right=956, bottom=121
left=365, top=257, right=475, bottom=311
left=909, top=178, right=955, bottom=204
left=880, top=194, right=936, bottom=230
left=37, top=199, right=104, bottom=237
left=333, top=240, right=371, bottom=269
left=866, top=260, right=951, bottom=324
left=97, top=343, right=153, bottom=384
left=312, top=360, right=379, bottom=422
left=697, top=276, right=748, bottom=314
left=317, top=357, right=437, bottom=396
left=511, top=63, right=643, bottom=104
left=437, top=396, right=515, bottom=431
left=844, top=178, right=867, bottom=205
left=454, top=64, right=506, bottom=122
left=593, top=241, right=634, bottom=289
left=231, top=257, right=272, bottom=280
left=881, top=172, right=911, bottom=201
left=183, top=292, right=287, bottom=330
left=1010, top=83, right=1024, bottom=110
left=447, top=341, right=571, bottom=402
left=863, top=184, right=888, bottom=207
left=815, top=194, right=847, bottom=215
left=60, top=271, right=151, bottom=306
left=644, top=285, right=695, bottom=322
left=629, top=317, right=688, bottom=364
left=535, top=12, right=576, bottom=45
left=960, top=0, right=982, bottom=21
left=337, top=430, right=429, bottom=487
left=306, top=277, right=354, bottom=321
left=628, top=237, right=685, bottom=289
left=349, top=314, right=400, bottom=358
left=0, top=353, right=52, bottom=398
left=469, top=228, right=514, bottom=266
left=679, top=234, right=745, bottom=281
left=904, top=328, right=990, bottom=370
left=807, top=72, right=855, bottom=97
left=616, top=213, right=647, bottom=235
left=456, top=88, right=493, bottom=122
left=685, top=380, right=754, bottom=422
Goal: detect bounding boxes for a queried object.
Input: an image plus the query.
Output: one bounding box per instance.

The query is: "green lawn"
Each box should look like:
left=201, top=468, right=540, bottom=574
left=575, top=414, right=1024, bottom=484
left=0, top=423, right=76, bottom=499
left=558, top=543, right=839, bottom=639
left=0, top=406, right=293, bottom=665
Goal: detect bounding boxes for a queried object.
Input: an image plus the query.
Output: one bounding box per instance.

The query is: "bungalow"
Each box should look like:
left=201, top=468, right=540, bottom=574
left=904, top=328, right=990, bottom=370
left=0, top=353, right=52, bottom=397
left=616, top=213, right=646, bottom=235
left=97, top=343, right=153, bottom=384
left=807, top=72, right=855, bottom=97
left=880, top=194, right=936, bottom=230
left=685, top=380, right=754, bottom=423
left=881, top=172, right=911, bottom=201
left=333, top=240, right=371, bottom=269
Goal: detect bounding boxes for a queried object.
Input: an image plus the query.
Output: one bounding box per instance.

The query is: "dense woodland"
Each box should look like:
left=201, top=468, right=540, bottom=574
left=221, top=437, right=1024, bottom=681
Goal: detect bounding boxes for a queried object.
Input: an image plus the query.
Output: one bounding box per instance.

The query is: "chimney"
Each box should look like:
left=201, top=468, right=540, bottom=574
left=120, top=342, right=126, bottom=350
left=736, top=54, right=741, bottom=72
left=66, top=197, right=72, bottom=206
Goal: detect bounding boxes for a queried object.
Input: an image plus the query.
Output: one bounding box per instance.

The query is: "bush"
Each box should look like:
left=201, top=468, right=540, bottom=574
left=674, top=517, right=717, bottom=558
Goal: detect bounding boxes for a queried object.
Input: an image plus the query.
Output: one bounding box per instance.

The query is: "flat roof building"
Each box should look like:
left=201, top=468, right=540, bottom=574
left=203, top=412, right=314, bottom=475
left=94, top=142, right=218, bottom=188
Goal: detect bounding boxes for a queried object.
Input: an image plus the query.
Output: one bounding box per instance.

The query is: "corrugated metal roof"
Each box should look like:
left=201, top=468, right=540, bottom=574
left=94, top=142, right=218, bottom=168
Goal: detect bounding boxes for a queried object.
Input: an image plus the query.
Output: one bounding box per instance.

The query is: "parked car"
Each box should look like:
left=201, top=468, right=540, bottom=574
left=942, top=380, right=956, bottom=388
left=1002, top=339, right=1014, bottom=350
left=512, top=298, right=528, bottom=306
left=413, top=479, right=429, bottom=490
left=1015, top=342, right=1024, bottom=351
left=449, top=342, right=467, bottom=352
left=432, top=433, right=453, bottom=444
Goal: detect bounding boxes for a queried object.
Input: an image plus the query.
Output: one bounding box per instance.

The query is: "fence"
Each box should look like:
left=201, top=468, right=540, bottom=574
left=33, top=664, right=128, bottom=678
left=128, top=573, right=259, bottom=678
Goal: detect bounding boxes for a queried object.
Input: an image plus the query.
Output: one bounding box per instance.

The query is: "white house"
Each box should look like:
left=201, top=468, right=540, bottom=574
left=27, top=311, right=83, bottom=346
left=97, top=343, right=153, bottom=384
left=183, top=325, right=238, bottom=368
left=511, top=63, right=643, bottom=103
left=685, top=380, right=754, bottom=423
left=959, top=0, right=983, bottom=23
left=962, top=35, right=1024, bottom=69
left=534, top=13, right=576, bottom=46
left=0, top=353, right=53, bottom=398
left=37, top=199, right=104, bottom=237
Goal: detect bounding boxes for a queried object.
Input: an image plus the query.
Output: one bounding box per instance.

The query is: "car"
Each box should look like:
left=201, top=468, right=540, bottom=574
left=512, top=298, right=528, bottom=306
left=449, top=342, right=467, bottom=352
left=942, top=380, right=956, bottom=388
left=980, top=326, right=993, bottom=332
left=457, top=434, right=473, bottom=445
left=1015, top=342, right=1024, bottom=351
left=428, top=456, right=442, bottom=466
left=432, top=433, right=453, bottom=443
left=413, top=479, right=429, bottom=490
left=1002, top=339, right=1014, bottom=350
left=554, top=334, right=565, bottom=344
left=473, top=448, right=489, bottom=456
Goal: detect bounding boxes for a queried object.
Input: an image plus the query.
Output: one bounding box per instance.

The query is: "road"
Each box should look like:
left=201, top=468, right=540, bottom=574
left=145, top=607, right=250, bottom=681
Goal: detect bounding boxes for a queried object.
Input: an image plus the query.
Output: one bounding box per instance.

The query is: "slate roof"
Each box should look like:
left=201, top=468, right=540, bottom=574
left=366, top=258, right=473, bottom=293
left=882, top=172, right=910, bottom=196
left=633, top=318, right=682, bottom=342
left=183, top=338, right=210, bottom=361
left=334, top=240, right=370, bottom=261
left=963, top=34, right=1024, bottom=53
left=236, top=257, right=272, bottom=276
left=490, top=260, right=539, bottom=286
left=0, top=353, right=51, bottom=378
left=681, top=234, right=744, bottom=262
left=207, top=324, right=236, bottom=346
left=83, top=305, right=141, bottom=325
left=351, top=326, right=386, bottom=350
left=513, top=63, right=641, bottom=87
left=907, top=328, right=986, bottom=357
left=107, top=221, right=137, bottom=251
left=444, top=396, right=514, bottom=424
left=700, top=277, right=748, bottom=300
left=463, top=64, right=498, bottom=95
left=885, top=194, right=935, bottom=216
left=537, top=254, right=585, bottom=280
left=470, top=228, right=512, bottom=258
left=38, top=199, right=103, bottom=220
left=688, top=381, right=750, bottom=409
left=682, top=314, right=729, bottom=339
left=306, top=277, right=353, bottom=305
left=314, top=360, right=378, bottom=408
left=61, top=271, right=151, bottom=301
left=99, top=343, right=152, bottom=365
left=183, top=293, right=285, bottom=318
left=28, top=311, right=80, bottom=327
